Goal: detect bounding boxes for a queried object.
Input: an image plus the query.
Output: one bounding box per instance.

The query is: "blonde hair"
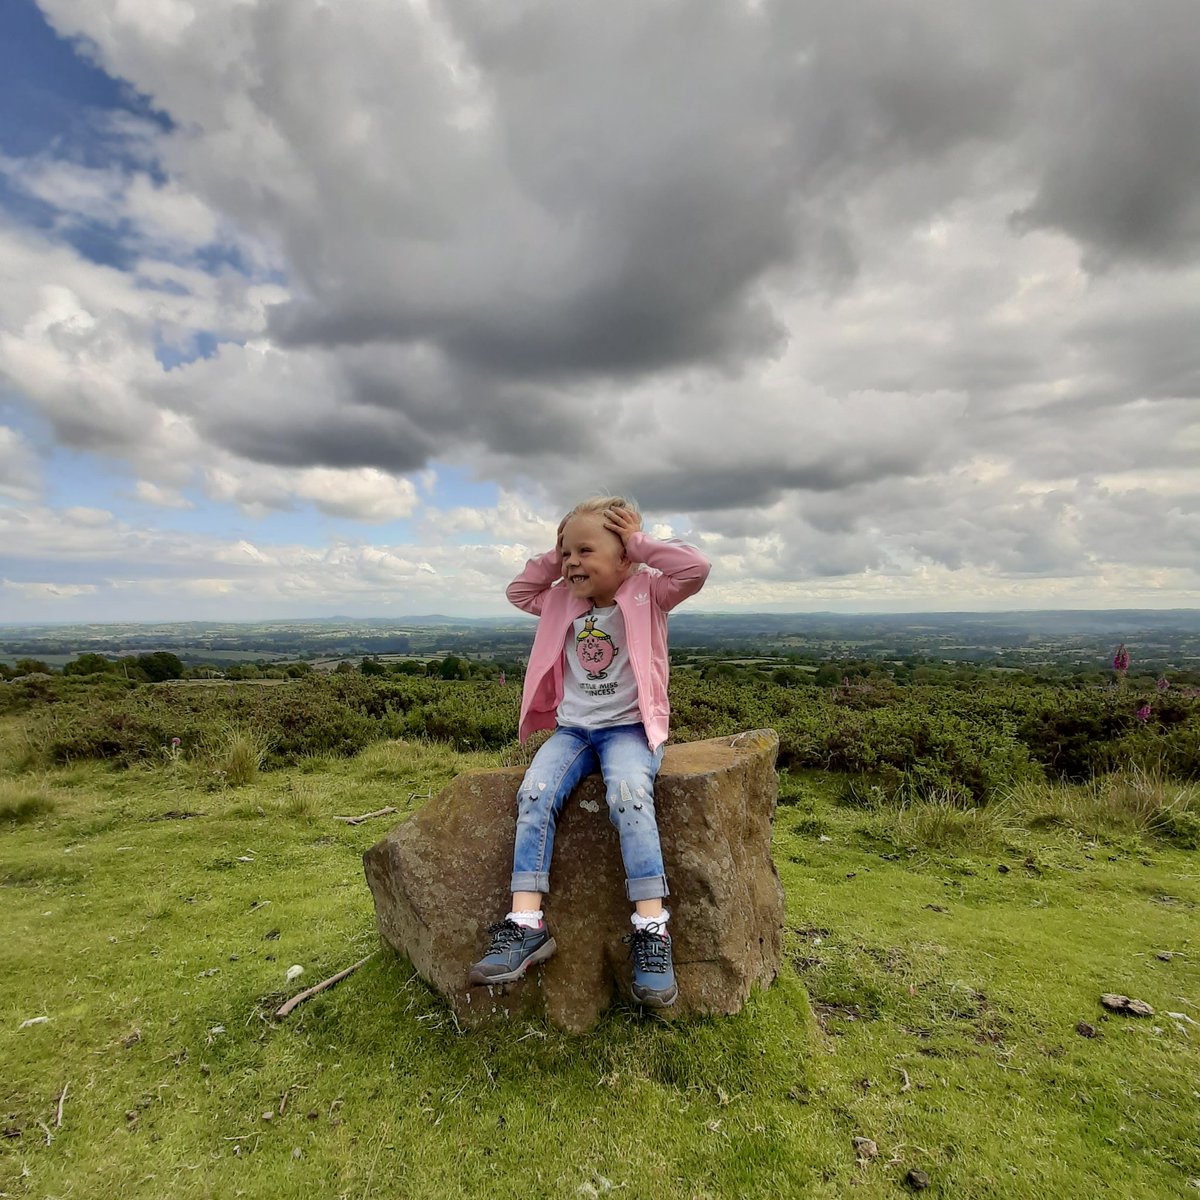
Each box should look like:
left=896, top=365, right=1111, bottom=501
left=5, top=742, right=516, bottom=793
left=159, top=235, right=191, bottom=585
left=560, top=494, right=644, bottom=576
left=562, top=494, right=641, bottom=523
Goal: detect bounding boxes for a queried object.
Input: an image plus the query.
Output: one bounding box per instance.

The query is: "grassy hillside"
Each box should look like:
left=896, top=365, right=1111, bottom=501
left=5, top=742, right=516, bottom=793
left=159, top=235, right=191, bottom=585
left=1, top=721, right=1198, bottom=1198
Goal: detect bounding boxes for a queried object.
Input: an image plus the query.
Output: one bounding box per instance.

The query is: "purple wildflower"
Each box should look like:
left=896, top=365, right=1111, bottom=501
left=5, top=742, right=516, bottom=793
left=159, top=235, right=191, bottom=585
left=171, top=736, right=181, bottom=748
left=1113, top=644, right=1130, bottom=673
left=1135, top=704, right=1151, bottom=722
left=1156, top=677, right=1169, bottom=692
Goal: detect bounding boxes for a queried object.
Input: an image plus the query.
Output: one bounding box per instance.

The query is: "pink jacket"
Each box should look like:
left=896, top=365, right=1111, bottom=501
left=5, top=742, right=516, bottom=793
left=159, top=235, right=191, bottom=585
left=507, top=532, right=711, bottom=751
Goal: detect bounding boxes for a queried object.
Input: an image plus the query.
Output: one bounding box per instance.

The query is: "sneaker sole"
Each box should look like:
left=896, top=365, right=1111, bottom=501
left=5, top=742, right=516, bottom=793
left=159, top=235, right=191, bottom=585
left=468, top=937, right=557, bottom=987
left=632, top=982, right=678, bottom=1008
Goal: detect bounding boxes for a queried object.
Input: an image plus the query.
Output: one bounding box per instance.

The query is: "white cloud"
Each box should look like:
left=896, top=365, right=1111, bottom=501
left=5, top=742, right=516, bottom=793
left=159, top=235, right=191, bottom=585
left=135, top=480, right=194, bottom=509
left=1, top=579, right=98, bottom=601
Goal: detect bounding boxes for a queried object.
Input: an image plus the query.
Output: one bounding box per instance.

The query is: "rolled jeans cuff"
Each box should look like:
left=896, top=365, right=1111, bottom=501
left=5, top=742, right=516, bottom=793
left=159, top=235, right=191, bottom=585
left=510, top=869, right=550, bottom=895
left=626, top=874, right=669, bottom=902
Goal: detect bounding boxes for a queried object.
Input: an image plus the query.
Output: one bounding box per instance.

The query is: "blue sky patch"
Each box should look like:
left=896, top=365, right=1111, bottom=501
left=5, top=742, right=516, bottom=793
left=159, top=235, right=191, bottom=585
left=0, top=0, right=171, bottom=162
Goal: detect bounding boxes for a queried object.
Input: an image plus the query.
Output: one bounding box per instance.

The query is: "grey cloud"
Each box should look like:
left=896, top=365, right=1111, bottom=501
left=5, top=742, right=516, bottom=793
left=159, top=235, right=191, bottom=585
left=1010, top=0, right=1200, bottom=267
left=613, top=447, right=935, bottom=514
left=199, top=404, right=436, bottom=472
left=251, top=0, right=1052, bottom=383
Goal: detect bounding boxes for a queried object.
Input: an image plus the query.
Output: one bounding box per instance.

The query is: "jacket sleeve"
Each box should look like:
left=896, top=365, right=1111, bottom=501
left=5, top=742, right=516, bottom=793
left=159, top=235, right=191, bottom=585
left=625, top=532, right=711, bottom=613
left=506, top=547, right=563, bottom=616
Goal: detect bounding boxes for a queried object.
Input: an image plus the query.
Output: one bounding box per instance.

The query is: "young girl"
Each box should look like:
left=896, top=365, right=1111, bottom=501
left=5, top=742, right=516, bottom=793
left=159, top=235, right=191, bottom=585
left=468, top=496, right=710, bottom=1007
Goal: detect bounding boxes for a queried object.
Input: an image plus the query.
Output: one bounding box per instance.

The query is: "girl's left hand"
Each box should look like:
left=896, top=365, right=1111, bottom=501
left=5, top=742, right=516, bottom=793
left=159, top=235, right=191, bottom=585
left=603, top=506, right=642, bottom=547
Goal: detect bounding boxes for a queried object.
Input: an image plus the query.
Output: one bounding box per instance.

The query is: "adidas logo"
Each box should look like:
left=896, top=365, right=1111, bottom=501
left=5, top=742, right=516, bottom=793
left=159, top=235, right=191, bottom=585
left=634, top=592, right=650, bottom=606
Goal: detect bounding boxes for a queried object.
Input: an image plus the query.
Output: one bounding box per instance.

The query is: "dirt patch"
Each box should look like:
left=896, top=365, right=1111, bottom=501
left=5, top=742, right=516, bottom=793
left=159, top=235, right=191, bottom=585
left=861, top=945, right=911, bottom=974
left=812, top=1002, right=868, bottom=1032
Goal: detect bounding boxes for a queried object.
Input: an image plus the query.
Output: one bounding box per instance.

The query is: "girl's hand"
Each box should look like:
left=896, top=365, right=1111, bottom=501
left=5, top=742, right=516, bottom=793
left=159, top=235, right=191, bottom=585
left=603, top=506, right=642, bottom=547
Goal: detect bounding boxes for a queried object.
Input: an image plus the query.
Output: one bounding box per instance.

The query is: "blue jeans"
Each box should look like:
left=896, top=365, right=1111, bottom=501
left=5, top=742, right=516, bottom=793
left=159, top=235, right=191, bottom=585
left=510, top=724, right=668, bottom=902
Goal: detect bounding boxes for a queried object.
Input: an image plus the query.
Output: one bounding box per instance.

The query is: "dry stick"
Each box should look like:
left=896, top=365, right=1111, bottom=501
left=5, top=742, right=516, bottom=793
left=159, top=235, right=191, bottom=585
left=275, top=953, right=376, bottom=1018
left=332, top=807, right=397, bottom=826
left=898, top=1068, right=912, bottom=1094
left=55, top=1081, right=68, bottom=1127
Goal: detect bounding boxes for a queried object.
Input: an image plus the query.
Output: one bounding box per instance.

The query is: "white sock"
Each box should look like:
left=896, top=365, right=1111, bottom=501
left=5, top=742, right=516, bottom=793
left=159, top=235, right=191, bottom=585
left=507, top=909, right=543, bottom=929
left=631, top=909, right=669, bottom=935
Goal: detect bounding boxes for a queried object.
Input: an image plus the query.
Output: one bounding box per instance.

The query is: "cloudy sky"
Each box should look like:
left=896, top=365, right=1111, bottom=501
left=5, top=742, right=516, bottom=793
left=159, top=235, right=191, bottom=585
left=1, top=0, right=1198, bottom=621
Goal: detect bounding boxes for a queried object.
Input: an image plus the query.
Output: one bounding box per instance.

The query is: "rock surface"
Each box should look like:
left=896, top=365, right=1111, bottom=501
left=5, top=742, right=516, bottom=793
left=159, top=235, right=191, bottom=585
left=363, top=729, right=786, bottom=1032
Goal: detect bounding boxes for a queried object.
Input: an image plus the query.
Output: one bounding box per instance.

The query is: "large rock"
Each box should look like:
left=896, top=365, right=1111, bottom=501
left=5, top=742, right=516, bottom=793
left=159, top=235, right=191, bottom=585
left=363, top=729, right=785, bottom=1033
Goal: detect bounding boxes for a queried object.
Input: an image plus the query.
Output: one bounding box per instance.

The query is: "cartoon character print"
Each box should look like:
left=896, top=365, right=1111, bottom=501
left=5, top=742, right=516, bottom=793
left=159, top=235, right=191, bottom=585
left=575, top=615, right=618, bottom=679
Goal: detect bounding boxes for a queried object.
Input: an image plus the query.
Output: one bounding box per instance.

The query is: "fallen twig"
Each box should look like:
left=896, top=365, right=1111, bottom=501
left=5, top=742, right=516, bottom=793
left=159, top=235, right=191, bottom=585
left=275, top=953, right=376, bottom=1018
left=332, top=807, right=397, bottom=826
left=38, top=1119, right=53, bottom=1146
left=55, top=1081, right=68, bottom=1128
left=898, top=1067, right=911, bottom=1094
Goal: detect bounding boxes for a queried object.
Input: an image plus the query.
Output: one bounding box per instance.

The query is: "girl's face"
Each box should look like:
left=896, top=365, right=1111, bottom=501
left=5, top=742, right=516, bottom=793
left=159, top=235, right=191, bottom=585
left=560, top=513, right=629, bottom=607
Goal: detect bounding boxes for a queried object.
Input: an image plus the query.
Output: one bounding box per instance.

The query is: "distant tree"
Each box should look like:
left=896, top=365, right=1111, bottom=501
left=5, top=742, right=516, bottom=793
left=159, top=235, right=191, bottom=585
left=334, top=661, right=355, bottom=675
left=285, top=662, right=312, bottom=678
left=437, top=654, right=469, bottom=681
left=392, top=660, right=426, bottom=677
left=13, top=658, right=52, bottom=676
left=63, top=652, right=114, bottom=676
left=136, top=652, right=185, bottom=682
left=360, top=657, right=386, bottom=676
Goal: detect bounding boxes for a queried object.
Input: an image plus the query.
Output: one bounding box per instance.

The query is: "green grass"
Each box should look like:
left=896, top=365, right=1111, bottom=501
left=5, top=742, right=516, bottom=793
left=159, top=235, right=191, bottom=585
left=1, top=723, right=1198, bottom=1198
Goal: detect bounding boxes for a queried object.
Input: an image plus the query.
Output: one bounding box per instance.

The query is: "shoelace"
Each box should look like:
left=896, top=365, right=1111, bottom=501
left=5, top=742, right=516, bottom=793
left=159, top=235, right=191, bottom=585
left=484, top=919, right=525, bottom=952
left=623, top=924, right=669, bottom=974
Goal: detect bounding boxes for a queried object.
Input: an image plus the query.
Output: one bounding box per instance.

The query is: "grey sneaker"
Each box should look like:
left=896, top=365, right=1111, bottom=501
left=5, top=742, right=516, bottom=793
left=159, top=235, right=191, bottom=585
left=625, top=923, right=678, bottom=1007
left=468, top=919, right=557, bottom=986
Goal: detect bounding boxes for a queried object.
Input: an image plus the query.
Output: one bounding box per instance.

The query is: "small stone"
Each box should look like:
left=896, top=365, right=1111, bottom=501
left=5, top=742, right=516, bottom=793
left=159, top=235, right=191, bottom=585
left=125, top=1110, right=138, bottom=1122
left=307, top=1110, right=319, bottom=1120
left=997, top=864, right=1010, bottom=874
left=1156, top=951, right=1173, bottom=962
left=292, top=1147, right=302, bottom=1159
left=906, top=1168, right=931, bottom=1190
left=1100, top=994, right=1154, bottom=1016
left=852, top=1136, right=878, bottom=1160
left=122, top=1029, right=141, bottom=1048
left=262, top=1111, right=274, bottom=1121
left=1076, top=1021, right=1097, bottom=1038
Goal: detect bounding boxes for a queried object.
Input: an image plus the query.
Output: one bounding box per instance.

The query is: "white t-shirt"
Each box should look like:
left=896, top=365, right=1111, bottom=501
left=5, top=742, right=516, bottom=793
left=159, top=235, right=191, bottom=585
left=556, top=603, right=641, bottom=728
